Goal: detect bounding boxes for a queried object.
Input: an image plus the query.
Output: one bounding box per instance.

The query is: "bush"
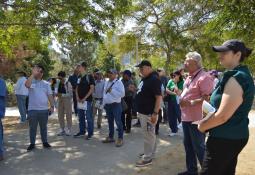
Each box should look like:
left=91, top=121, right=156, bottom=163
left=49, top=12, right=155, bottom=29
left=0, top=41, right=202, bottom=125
left=6, top=80, right=14, bottom=94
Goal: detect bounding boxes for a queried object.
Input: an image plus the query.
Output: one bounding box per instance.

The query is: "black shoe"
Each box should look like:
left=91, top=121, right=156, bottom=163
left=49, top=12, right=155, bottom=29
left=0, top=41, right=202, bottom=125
left=133, top=123, right=141, bottom=127
left=73, top=132, right=85, bottom=138
left=125, top=129, right=131, bottom=134
left=97, top=125, right=101, bottom=129
left=27, top=144, right=35, bottom=152
left=43, top=142, right=52, bottom=149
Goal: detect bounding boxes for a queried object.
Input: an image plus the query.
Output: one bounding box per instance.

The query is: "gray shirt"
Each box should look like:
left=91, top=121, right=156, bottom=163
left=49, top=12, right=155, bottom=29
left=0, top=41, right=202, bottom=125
left=28, top=79, right=52, bottom=111
left=93, top=79, right=105, bottom=99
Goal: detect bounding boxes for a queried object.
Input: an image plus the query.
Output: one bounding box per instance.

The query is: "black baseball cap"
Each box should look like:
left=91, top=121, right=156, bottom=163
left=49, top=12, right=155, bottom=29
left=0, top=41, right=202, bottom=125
left=212, top=39, right=247, bottom=53
left=135, top=60, right=152, bottom=68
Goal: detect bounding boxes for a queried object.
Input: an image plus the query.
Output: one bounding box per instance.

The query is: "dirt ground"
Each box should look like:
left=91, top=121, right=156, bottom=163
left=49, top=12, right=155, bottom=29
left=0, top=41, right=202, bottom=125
left=1, top=110, right=255, bottom=175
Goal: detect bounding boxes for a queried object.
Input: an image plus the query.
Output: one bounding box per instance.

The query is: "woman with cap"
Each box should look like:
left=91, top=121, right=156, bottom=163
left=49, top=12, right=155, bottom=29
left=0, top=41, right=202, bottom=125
left=198, top=39, right=254, bottom=175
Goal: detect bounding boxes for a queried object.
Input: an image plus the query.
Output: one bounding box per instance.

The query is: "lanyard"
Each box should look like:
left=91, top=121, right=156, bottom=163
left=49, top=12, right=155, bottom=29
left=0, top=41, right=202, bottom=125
left=186, top=69, right=203, bottom=89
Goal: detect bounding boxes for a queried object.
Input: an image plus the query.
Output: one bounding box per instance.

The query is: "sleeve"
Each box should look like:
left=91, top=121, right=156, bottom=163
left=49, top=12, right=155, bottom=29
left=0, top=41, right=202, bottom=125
left=232, top=72, right=248, bottom=92
left=47, top=83, right=53, bottom=95
left=15, top=78, right=22, bottom=92
left=166, top=80, right=175, bottom=90
left=110, top=81, right=125, bottom=98
left=198, top=75, right=214, bottom=96
left=152, top=79, right=162, bottom=96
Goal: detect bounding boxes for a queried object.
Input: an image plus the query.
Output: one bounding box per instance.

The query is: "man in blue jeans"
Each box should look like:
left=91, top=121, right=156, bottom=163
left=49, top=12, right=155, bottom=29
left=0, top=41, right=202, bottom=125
left=178, top=52, right=213, bottom=175
left=74, top=62, right=95, bottom=140
left=0, top=76, right=7, bottom=161
left=102, top=69, right=125, bottom=147
left=25, top=65, right=55, bottom=151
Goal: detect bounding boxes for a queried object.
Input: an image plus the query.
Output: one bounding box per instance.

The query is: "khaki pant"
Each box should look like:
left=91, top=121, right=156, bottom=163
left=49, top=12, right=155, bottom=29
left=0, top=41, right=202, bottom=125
left=138, top=113, right=157, bottom=161
left=92, top=100, right=103, bottom=127
left=58, top=96, right=72, bottom=130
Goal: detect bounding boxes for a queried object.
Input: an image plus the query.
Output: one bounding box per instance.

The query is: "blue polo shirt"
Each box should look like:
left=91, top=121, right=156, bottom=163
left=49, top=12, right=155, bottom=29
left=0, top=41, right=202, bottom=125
left=0, top=78, right=7, bottom=119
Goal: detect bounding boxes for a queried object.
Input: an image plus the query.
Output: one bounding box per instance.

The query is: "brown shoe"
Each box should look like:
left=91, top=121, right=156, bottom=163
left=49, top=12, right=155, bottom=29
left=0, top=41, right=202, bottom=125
left=102, top=137, right=115, bottom=143
left=115, top=138, right=123, bottom=147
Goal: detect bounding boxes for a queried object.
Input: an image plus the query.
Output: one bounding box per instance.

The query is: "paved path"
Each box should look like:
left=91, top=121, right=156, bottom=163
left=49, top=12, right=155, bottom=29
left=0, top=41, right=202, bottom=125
left=1, top=108, right=254, bottom=175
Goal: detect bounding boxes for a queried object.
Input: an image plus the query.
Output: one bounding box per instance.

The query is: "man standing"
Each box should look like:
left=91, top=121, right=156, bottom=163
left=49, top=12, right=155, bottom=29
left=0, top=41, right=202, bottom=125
left=0, top=76, right=7, bottom=161
left=56, top=71, right=73, bottom=136
left=102, top=69, right=125, bottom=147
left=135, top=60, right=162, bottom=167
left=74, top=62, right=95, bottom=140
left=25, top=65, right=55, bottom=151
left=121, top=70, right=135, bottom=133
left=178, top=52, right=213, bottom=175
left=92, top=69, right=105, bottom=129
left=15, top=71, right=28, bottom=123
left=68, top=65, right=80, bottom=116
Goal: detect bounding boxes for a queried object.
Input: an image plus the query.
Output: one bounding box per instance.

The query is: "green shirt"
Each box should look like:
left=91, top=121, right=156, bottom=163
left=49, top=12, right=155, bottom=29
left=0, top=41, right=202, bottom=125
left=209, top=65, right=255, bottom=139
left=166, top=79, right=184, bottom=101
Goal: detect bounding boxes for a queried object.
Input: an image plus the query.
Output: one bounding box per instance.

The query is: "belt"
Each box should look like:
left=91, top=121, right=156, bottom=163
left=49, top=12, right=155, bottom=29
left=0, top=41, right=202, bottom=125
left=94, top=98, right=103, bottom=100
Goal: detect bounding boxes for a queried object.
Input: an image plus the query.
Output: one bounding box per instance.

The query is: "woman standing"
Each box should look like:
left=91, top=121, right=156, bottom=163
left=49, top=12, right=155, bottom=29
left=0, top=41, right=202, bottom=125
left=198, top=39, right=254, bottom=175
left=166, top=70, right=184, bottom=136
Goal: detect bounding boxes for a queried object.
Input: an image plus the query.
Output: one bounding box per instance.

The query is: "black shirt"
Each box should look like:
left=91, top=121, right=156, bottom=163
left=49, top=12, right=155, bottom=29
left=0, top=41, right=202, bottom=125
left=58, top=82, right=67, bottom=94
left=77, top=74, right=95, bottom=101
left=68, top=74, right=78, bottom=89
left=135, top=73, right=162, bottom=115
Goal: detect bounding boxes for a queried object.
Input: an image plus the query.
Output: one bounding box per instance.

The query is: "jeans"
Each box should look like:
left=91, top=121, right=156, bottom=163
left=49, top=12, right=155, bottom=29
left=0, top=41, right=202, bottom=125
left=105, top=103, right=123, bottom=139
left=28, top=110, right=49, bottom=144
left=168, top=100, right=181, bottom=133
left=77, top=101, right=94, bottom=137
left=0, top=119, right=4, bottom=156
left=182, top=122, right=205, bottom=174
left=16, top=95, right=28, bottom=122
left=200, top=137, right=248, bottom=175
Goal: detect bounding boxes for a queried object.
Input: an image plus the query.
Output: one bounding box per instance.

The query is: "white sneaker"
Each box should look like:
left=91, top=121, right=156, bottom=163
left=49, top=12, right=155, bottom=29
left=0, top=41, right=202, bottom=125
left=57, top=130, right=65, bottom=136
left=178, top=123, right=183, bottom=129
left=168, top=132, right=178, bottom=137
left=65, top=129, right=71, bottom=136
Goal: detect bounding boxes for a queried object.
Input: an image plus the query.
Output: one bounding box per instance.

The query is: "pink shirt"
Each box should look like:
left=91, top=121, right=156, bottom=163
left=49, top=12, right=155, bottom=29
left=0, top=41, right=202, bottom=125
left=180, top=69, right=214, bottom=122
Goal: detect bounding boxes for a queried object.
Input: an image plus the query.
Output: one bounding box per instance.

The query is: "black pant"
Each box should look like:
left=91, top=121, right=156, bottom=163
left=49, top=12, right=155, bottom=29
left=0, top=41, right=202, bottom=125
left=72, top=91, right=78, bottom=115
left=121, top=96, right=133, bottom=131
left=200, top=137, right=248, bottom=175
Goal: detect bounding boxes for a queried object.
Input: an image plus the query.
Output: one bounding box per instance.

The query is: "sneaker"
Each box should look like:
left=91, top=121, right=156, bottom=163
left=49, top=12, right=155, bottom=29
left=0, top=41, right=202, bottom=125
left=115, top=139, right=123, bottom=147
left=43, top=142, right=52, bottom=149
left=133, top=123, right=141, bottom=127
left=27, top=144, right=35, bottom=152
left=65, top=129, right=71, bottom=136
left=85, top=136, right=92, bottom=140
left=168, top=132, right=178, bottom=137
left=138, top=153, right=155, bottom=159
left=102, top=137, right=115, bottom=143
left=73, top=132, right=85, bottom=138
left=135, top=159, right=152, bottom=167
left=0, top=155, right=4, bottom=161
left=57, top=130, right=66, bottom=136
left=125, top=129, right=131, bottom=134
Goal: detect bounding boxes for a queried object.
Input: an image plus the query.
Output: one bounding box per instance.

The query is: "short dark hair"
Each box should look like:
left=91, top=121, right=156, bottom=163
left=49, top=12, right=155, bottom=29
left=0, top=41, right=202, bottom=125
left=58, top=71, right=66, bottom=78
left=81, top=62, right=87, bottom=68
left=35, top=64, right=45, bottom=73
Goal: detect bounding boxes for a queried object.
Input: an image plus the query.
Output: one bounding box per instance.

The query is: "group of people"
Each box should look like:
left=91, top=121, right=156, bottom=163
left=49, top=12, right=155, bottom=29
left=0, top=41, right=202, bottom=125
left=0, top=39, right=254, bottom=175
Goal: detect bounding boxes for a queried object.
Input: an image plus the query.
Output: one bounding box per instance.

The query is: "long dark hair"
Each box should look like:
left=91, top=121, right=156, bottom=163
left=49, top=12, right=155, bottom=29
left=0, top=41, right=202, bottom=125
left=173, top=70, right=183, bottom=83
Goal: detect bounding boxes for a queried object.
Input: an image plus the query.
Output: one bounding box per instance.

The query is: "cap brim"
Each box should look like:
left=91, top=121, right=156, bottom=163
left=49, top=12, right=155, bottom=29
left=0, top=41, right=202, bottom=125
left=212, top=46, right=231, bottom=52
